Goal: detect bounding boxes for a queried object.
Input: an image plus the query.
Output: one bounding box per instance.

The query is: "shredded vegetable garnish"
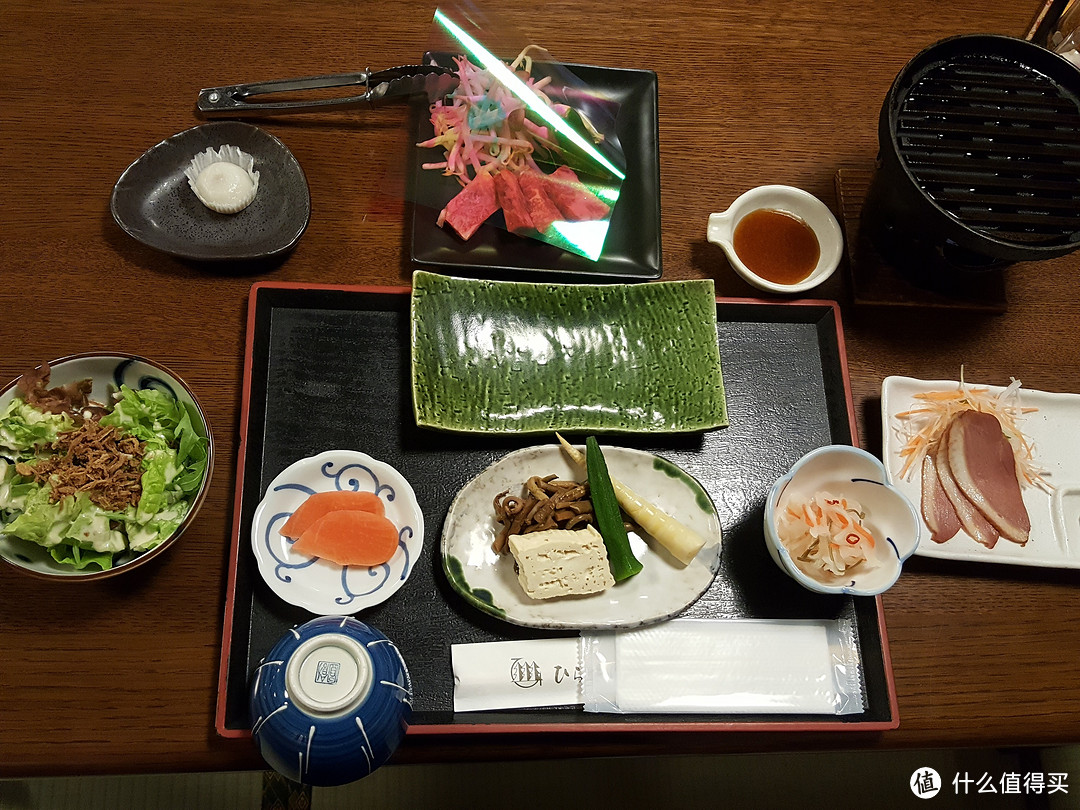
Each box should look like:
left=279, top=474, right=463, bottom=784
left=777, top=491, right=876, bottom=579
left=417, top=46, right=599, bottom=188
left=892, top=373, right=1049, bottom=490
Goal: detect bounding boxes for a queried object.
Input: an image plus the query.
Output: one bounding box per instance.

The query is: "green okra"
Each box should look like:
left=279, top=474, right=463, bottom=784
left=585, top=436, right=643, bottom=581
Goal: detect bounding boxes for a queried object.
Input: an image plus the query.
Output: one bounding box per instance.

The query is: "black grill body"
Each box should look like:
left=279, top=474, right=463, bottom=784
left=863, top=34, right=1080, bottom=270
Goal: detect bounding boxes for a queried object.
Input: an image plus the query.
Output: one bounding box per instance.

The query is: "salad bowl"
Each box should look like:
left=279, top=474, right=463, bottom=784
left=0, top=353, right=214, bottom=580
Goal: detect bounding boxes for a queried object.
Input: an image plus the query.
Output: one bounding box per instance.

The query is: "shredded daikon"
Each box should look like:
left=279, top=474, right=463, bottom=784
left=777, top=491, right=876, bottom=579
left=892, top=372, right=1049, bottom=491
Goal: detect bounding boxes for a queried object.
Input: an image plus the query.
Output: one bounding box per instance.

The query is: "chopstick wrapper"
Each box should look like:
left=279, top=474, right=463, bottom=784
left=452, top=618, right=863, bottom=714
left=452, top=638, right=583, bottom=711
left=579, top=618, right=865, bottom=715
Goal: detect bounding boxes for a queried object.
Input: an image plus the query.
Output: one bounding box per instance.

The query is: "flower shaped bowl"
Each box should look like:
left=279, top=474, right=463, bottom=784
left=764, top=445, right=921, bottom=595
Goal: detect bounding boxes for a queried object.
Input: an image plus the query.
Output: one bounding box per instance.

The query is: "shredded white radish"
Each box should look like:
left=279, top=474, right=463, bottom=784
left=777, top=491, right=876, bottom=579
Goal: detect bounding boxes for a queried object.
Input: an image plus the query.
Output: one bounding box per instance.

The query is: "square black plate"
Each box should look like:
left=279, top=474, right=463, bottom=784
left=409, top=55, right=661, bottom=280
left=216, top=285, right=897, bottom=735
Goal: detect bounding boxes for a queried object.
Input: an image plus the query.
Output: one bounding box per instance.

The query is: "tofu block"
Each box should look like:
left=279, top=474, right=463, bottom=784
left=508, top=526, right=615, bottom=600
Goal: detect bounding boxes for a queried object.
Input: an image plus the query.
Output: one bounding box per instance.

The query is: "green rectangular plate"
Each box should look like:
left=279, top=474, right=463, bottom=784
left=410, top=271, right=728, bottom=434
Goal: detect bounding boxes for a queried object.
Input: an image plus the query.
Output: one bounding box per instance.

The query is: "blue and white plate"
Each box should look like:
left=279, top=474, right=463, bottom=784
left=251, top=450, right=424, bottom=615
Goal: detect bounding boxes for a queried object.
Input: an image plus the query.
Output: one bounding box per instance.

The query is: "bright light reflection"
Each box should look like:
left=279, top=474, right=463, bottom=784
left=433, top=8, right=625, bottom=182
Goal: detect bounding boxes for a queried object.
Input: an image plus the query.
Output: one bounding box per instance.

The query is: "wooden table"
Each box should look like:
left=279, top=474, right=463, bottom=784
left=2, top=0, right=1077, bottom=778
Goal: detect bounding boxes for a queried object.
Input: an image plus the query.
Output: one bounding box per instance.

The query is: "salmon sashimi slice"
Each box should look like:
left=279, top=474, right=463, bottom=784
left=290, top=509, right=401, bottom=567
left=280, top=490, right=385, bottom=539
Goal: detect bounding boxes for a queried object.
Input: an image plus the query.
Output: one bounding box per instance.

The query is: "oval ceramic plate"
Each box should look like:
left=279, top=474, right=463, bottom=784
left=441, top=444, right=723, bottom=629
left=251, top=450, right=424, bottom=615
left=111, top=121, right=310, bottom=261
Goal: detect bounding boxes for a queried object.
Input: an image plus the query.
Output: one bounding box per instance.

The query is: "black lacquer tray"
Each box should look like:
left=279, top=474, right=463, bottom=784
left=216, top=283, right=898, bottom=736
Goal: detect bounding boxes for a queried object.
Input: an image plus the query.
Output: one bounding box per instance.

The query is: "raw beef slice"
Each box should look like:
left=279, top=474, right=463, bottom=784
left=441, top=171, right=499, bottom=241
left=542, top=165, right=611, bottom=221
left=516, top=168, right=562, bottom=233
left=493, top=170, right=534, bottom=234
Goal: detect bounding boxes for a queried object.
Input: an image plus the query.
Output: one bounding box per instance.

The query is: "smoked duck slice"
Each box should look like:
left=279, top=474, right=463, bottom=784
left=934, top=423, right=1001, bottom=549
left=946, top=410, right=1031, bottom=546
left=921, top=453, right=961, bottom=543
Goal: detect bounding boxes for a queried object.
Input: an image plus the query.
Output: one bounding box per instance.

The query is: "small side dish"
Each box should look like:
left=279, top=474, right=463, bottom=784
left=765, top=445, right=920, bottom=596
left=707, top=185, right=843, bottom=294
left=185, top=144, right=260, bottom=213
left=279, top=490, right=398, bottom=568
left=892, top=376, right=1047, bottom=548
left=418, top=47, right=619, bottom=245
left=883, top=375, right=1080, bottom=569
left=111, top=121, right=309, bottom=261
left=441, top=442, right=723, bottom=629
left=250, top=450, right=424, bottom=616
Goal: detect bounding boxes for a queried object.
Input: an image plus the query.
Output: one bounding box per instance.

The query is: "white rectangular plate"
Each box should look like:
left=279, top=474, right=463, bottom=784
left=881, top=375, right=1080, bottom=568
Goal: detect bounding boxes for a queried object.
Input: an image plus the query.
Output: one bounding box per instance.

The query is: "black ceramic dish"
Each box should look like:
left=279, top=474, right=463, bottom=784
left=216, top=285, right=897, bottom=735
left=410, top=55, right=662, bottom=280
left=111, top=122, right=310, bottom=262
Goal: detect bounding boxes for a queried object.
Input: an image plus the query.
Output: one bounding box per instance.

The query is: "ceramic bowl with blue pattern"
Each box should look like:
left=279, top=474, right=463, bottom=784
left=0, top=353, right=214, bottom=580
left=764, top=445, right=921, bottom=596
left=250, top=616, right=412, bottom=786
left=251, top=450, right=424, bottom=615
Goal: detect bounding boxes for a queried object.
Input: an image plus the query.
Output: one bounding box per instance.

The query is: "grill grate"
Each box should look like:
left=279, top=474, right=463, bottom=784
left=895, top=54, right=1080, bottom=245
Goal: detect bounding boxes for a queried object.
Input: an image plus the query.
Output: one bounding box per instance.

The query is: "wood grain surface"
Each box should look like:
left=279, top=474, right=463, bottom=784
left=2, top=0, right=1078, bottom=777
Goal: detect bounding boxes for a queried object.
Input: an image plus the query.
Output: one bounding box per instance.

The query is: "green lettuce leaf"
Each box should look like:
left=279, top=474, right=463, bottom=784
left=100, top=385, right=183, bottom=444
left=0, top=398, right=73, bottom=454
left=49, top=542, right=114, bottom=571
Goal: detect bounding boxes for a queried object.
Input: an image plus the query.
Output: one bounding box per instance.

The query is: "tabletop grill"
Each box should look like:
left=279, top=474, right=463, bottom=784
left=863, top=35, right=1080, bottom=271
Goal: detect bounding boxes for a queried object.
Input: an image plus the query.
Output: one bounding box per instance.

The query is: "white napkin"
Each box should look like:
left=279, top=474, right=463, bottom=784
left=581, top=618, right=861, bottom=714
left=452, top=638, right=583, bottom=712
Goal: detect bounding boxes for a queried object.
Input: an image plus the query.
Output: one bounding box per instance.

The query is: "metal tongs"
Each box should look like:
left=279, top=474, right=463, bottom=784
left=196, top=65, right=459, bottom=115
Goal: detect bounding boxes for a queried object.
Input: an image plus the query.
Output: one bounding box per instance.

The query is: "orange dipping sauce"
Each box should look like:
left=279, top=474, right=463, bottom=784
left=732, top=208, right=820, bottom=285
